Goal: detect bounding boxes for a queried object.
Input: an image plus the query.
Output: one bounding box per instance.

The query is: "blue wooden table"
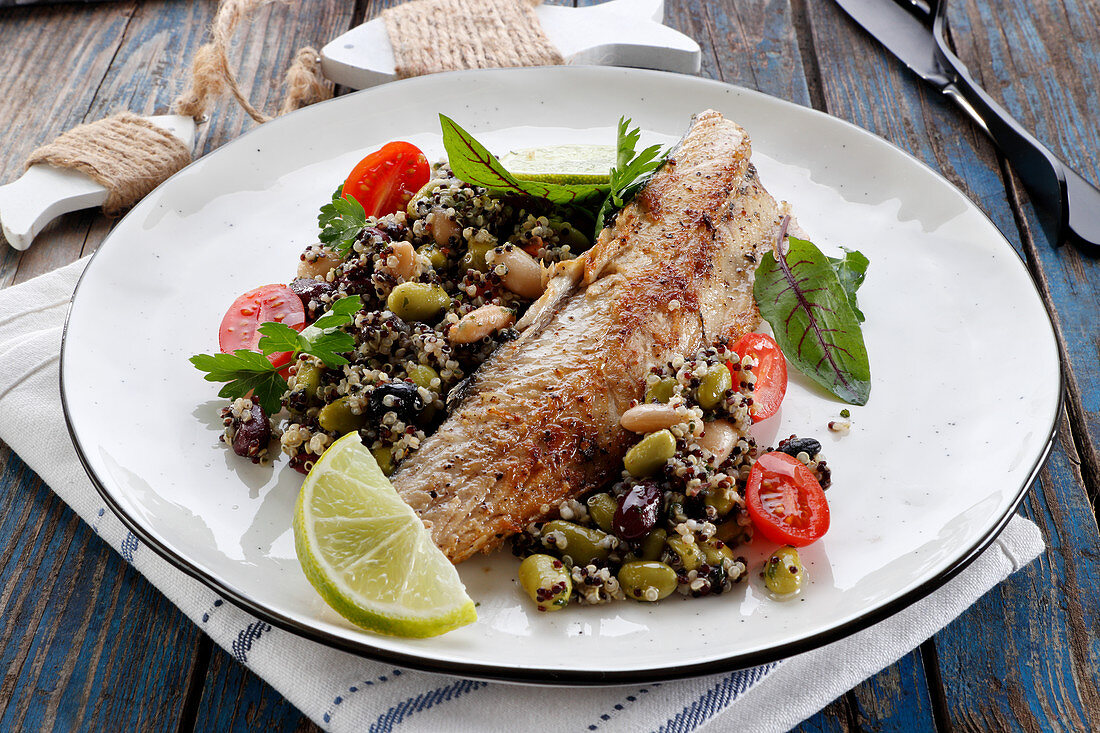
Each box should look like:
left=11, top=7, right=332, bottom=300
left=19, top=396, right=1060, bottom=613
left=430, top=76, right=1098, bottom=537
left=1, top=0, right=1097, bottom=729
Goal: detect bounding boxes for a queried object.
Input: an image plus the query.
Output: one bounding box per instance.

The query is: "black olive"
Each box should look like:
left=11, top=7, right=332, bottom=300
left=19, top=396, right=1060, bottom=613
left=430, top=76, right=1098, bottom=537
left=776, top=436, right=822, bottom=459
left=232, top=403, right=271, bottom=460
left=367, top=381, right=423, bottom=422
left=613, top=480, right=662, bottom=540
left=289, top=278, right=335, bottom=310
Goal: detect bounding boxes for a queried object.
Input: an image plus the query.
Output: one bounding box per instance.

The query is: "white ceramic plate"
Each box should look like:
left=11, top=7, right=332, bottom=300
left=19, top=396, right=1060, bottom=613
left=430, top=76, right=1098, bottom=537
left=62, top=67, right=1061, bottom=683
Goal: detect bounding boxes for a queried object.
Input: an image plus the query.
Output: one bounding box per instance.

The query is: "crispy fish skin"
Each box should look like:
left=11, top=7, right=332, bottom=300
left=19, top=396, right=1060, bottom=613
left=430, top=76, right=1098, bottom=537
left=392, top=110, right=789, bottom=562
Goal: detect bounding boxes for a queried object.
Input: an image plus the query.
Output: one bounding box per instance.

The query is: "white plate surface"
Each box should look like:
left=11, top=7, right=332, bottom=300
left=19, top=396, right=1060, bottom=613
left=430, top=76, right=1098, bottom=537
left=61, top=67, right=1061, bottom=683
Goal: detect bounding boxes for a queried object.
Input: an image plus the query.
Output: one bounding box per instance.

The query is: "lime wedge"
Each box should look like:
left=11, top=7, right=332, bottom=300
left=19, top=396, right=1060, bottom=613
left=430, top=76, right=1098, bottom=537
left=293, top=432, right=476, bottom=637
left=500, top=144, right=615, bottom=184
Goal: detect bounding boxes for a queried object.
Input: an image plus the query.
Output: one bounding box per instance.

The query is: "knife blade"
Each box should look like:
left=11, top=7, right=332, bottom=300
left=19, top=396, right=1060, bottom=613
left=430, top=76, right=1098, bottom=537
left=832, top=0, right=1100, bottom=250
left=832, top=0, right=952, bottom=87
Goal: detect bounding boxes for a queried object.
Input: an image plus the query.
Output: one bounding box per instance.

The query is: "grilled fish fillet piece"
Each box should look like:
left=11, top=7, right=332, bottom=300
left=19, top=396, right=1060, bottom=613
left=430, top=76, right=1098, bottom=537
left=393, top=110, right=789, bottom=562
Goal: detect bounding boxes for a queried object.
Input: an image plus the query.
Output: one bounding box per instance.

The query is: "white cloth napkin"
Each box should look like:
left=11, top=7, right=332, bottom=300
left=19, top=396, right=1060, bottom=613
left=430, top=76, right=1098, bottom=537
left=0, top=258, right=1045, bottom=733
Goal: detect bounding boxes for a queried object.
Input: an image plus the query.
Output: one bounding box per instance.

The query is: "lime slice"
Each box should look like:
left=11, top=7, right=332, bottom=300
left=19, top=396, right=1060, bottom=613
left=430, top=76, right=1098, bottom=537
left=293, top=432, right=476, bottom=637
left=500, top=144, right=615, bottom=184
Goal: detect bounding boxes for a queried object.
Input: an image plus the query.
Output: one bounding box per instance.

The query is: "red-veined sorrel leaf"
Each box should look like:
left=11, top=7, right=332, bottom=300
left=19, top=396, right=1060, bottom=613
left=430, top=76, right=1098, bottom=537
left=753, top=218, right=871, bottom=405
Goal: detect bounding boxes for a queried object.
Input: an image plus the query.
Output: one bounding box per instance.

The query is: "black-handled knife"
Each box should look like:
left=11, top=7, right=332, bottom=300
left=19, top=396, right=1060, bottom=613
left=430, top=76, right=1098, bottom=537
left=832, top=0, right=1100, bottom=251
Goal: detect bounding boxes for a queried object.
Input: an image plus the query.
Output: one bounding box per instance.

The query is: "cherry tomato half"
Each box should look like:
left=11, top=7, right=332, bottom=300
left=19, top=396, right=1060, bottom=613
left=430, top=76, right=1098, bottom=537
left=730, top=332, right=788, bottom=422
left=342, top=141, right=430, bottom=218
left=219, top=284, right=306, bottom=370
left=746, top=451, right=829, bottom=546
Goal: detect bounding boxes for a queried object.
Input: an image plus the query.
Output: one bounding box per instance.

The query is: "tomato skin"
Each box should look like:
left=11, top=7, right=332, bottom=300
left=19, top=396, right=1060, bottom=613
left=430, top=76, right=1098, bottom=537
left=219, top=284, right=306, bottom=369
left=730, top=332, right=788, bottom=422
left=746, top=451, right=829, bottom=546
left=342, top=141, right=430, bottom=218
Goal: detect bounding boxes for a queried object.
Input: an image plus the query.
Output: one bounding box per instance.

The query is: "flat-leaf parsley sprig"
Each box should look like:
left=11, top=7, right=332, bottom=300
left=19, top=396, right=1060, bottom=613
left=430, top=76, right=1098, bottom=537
left=190, top=295, right=362, bottom=414
left=317, top=185, right=367, bottom=255
left=594, top=117, right=668, bottom=233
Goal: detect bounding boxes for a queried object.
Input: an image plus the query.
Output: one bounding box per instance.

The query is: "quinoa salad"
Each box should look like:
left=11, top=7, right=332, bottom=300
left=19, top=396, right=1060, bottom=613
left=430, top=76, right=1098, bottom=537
left=193, top=119, right=861, bottom=621
left=224, top=166, right=589, bottom=475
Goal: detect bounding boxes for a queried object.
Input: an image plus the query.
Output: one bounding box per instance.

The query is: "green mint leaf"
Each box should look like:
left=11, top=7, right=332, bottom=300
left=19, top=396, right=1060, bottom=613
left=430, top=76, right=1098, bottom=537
left=311, top=295, right=361, bottom=330
left=594, top=117, right=668, bottom=234
left=257, top=322, right=308, bottom=355
left=826, top=248, right=870, bottom=323
left=440, top=114, right=607, bottom=205
left=753, top=225, right=871, bottom=405
left=317, top=185, right=366, bottom=254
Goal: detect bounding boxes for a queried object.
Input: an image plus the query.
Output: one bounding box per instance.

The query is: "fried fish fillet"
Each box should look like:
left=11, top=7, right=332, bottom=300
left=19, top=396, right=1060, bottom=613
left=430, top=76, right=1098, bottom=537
left=392, top=110, right=789, bottom=562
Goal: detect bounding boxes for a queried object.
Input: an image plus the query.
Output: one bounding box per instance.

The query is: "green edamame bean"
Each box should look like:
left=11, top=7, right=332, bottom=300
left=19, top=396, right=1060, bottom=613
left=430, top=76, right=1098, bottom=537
left=618, top=561, right=678, bottom=602
left=518, top=554, right=572, bottom=612
left=417, top=244, right=448, bottom=270
left=639, top=528, right=668, bottom=561
left=645, top=377, right=678, bottom=404
left=666, top=535, right=705, bottom=571
left=585, top=493, right=617, bottom=533
left=623, top=429, right=676, bottom=477
left=406, top=364, right=440, bottom=392
left=461, top=241, right=495, bottom=272
left=387, top=282, right=451, bottom=322
left=704, top=486, right=736, bottom=518
left=406, top=180, right=442, bottom=217
left=551, top=220, right=590, bottom=251
left=295, top=362, right=322, bottom=395
left=701, top=538, right=734, bottom=567
left=764, top=546, right=804, bottom=595
left=541, top=520, right=612, bottom=565
left=318, top=397, right=366, bottom=435
left=371, top=446, right=395, bottom=476
left=713, top=518, right=749, bottom=546
left=696, top=365, right=732, bottom=410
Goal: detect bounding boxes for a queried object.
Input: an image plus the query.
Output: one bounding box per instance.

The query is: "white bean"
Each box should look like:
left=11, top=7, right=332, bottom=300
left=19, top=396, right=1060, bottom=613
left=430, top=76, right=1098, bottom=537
left=497, top=247, right=546, bottom=299
left=428, top=211, right=459, bottom=247
left=620, top=403, right=683, bottom=433
left=379, top=241, right=419, bottom=281
left=448, top=304, right=515, bottom=344
left=697, top=420, right=737, bottom=464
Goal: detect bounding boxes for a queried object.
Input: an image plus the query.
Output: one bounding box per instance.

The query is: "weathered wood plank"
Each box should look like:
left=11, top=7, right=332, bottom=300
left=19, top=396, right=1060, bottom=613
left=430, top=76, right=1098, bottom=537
left=0, top=446, right=203, bottom=731
left=934, top=412, right=1100, bottom=731
left=803, top=0, right=1100, bottom=729
left=0, top=2, right=136, bottom=288
left=848, top=650, right=938, bottom=732
left=792, top=695, right=854, bottom=733
left=927, top=1, right=1100, bottom=729
left=949, top=0, right=1100, bottom=509
left=193, top=644, right=320, bottom=732
left=0, top=1, right=358, bottom=729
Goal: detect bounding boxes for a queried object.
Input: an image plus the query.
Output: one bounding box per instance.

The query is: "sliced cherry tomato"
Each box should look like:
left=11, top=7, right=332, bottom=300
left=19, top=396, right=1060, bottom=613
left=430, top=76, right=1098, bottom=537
left=746, top=451, right=829, bottom=546
left=730, top=332, right=788, bottom=422
left=342, top=141, right=430, bottom=218
left=219, top=284, right=306, bottom=369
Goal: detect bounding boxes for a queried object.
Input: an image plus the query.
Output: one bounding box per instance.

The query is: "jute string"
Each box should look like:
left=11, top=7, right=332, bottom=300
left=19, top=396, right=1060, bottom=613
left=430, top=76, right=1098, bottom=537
left=384, top=0, right=562, bottom=78
left=23, top=0, right=560, bottom=216
left=25, top=113, right=192, bottom=215
left=173, top=0, right=332, bottom=123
